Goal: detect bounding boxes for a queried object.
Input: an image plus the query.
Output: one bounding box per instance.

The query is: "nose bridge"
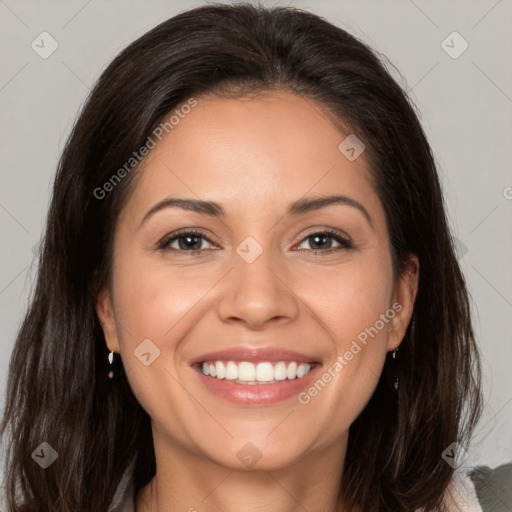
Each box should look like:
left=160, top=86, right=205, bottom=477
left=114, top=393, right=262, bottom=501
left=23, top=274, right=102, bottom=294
left=216, top=233, right=299, bottom=327
left=235, top=234, right=277, bottom=286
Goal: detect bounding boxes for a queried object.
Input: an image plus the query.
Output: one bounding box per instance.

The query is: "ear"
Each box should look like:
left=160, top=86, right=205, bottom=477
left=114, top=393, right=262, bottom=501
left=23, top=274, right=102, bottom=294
left=95, top=286, right=121, bottom=353
left=387, top=253, right=420, bottom=352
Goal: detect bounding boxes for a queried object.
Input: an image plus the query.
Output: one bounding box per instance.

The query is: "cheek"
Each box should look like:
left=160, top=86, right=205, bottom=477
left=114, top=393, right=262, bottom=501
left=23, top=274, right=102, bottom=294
left=110, top=257, right=199, bottom=434
left=291, top=250, right=393, bottom=421
left=109, top=246, right=225, bottom=418
left=111, top=245, right=210, bottom=345
left=113, top=238, right=394, bottom=364
left=110, top=232, right=394, bottom=442
left=295, top=248, right=393, bottom=344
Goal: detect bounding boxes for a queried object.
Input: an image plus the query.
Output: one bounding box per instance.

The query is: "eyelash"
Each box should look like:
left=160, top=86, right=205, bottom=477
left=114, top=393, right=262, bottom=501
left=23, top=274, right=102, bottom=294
left=157, top=228, right=353, bottom=255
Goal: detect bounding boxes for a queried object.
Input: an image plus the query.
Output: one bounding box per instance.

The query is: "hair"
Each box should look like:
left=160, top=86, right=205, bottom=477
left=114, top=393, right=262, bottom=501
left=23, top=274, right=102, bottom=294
left=1, top=2, right=482, bottom=511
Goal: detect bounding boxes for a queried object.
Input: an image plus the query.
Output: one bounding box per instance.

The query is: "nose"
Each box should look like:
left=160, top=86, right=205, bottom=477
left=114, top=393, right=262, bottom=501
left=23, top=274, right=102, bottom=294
left=216, top=240, right=300, bottom=330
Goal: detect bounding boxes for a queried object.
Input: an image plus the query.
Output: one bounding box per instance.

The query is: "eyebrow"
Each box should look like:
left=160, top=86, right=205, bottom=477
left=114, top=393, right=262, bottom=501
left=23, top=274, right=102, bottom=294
left=140, top=194, right=373, bottom=230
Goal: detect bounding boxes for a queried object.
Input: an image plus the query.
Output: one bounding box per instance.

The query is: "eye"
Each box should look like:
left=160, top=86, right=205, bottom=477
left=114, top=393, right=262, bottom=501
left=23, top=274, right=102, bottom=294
left=295, top=229, right=353, bottom=254
left=158, top=229, right=217, bottom=253
left=158, top=228, right=353, bottom=255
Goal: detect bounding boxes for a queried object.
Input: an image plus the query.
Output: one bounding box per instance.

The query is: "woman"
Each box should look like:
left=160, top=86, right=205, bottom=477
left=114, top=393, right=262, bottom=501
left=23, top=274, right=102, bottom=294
left=0, top=3, right=483, bottom=511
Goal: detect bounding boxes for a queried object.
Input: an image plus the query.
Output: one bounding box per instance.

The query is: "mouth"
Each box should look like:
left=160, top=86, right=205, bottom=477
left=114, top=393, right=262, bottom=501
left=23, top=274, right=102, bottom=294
left=197, top=360, right=316, bottom=385
left=190, top=347, right=322, bottom=405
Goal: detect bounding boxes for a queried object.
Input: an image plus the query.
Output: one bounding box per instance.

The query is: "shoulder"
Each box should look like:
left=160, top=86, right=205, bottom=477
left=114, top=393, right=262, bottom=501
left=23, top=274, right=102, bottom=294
left=441, top=468, right=483, bottom=512
left=466, top=462, right=512, bottom=511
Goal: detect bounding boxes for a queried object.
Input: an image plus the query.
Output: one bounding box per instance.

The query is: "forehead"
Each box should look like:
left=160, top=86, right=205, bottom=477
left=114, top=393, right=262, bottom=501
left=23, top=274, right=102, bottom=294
left=121, top=91, right=386, bottom=231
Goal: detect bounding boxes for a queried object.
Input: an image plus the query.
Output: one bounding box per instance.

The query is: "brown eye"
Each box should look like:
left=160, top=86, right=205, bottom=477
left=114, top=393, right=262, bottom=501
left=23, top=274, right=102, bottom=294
left=158, top=230, right=216, bottom=252
left=296, top=229, right=352, bottom=253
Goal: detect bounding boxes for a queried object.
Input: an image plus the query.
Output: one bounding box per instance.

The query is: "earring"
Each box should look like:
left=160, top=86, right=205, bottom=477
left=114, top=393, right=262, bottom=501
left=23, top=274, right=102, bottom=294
left=392, top=347, right=398, bottom=390
left=108, top=350, right=114, bottom=379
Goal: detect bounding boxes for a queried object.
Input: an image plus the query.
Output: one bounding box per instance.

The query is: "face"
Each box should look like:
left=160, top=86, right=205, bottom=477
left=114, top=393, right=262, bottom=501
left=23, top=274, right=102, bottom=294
left=97, top=90, right=418, bottom=472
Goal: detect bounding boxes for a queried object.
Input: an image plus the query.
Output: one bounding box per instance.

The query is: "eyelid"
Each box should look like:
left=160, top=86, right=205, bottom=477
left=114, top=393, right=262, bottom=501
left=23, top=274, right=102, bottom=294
left=298, top=226, right=352, bottom=245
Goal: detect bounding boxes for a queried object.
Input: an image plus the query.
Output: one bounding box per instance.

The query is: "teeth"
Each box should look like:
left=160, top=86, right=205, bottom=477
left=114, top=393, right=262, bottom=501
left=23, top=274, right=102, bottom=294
left=287, top=362, right=297, bottom=380
left=239, top=362, right=255, bottom=381
left=225, top=361, right=238, bottom=380
left=215, top=361, right=226, bottom=379
left=274, top=361, right=287, bottom=381
left=256, top=362, right=274, bottom=382
left=297, top=364, right=308, bottom=378
left=200, top=361, right=312, bottom=383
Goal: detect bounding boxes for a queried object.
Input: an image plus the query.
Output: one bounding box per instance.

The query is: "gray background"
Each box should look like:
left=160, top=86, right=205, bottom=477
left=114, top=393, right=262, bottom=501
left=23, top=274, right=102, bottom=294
left=1, top=0, right=511, bottom=484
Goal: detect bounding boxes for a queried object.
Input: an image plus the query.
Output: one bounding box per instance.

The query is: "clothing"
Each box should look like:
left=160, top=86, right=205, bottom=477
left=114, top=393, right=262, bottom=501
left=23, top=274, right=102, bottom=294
left=443, top=468, right=485, bottom=512
left=468, top=463, right=512, bottom=510
left=107, top=465, right=485, bottom=512
left=107, top=461, right=135, bottom=512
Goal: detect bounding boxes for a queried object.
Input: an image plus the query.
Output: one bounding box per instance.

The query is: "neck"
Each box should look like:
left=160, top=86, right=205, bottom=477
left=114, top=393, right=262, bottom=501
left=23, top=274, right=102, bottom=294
left=136, top=427, right=348, bottom=512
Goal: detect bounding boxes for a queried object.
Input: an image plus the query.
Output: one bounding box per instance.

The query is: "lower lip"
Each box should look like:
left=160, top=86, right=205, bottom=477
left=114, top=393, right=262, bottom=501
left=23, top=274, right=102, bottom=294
left=194, top=365, right=321, bottom=405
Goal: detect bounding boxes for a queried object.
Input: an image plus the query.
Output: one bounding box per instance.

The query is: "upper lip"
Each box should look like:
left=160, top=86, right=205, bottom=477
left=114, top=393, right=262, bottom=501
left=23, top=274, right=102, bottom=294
left=190, top=347, right=320, bottom=365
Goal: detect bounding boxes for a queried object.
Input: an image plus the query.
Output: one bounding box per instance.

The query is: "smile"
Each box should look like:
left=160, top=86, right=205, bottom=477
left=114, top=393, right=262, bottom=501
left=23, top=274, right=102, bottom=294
left=200, top=360, right=313, bottom=384
left=191, top=347, right=321, bottom=405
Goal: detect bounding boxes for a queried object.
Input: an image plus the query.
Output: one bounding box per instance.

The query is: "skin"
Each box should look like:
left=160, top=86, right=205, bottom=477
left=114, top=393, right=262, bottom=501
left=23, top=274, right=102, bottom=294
left=96, top=90, right=419, bottom=512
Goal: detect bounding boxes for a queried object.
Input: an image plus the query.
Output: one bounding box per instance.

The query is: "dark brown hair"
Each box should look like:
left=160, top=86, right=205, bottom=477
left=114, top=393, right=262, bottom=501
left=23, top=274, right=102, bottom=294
left=1, top=3, right=482, bottom=511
